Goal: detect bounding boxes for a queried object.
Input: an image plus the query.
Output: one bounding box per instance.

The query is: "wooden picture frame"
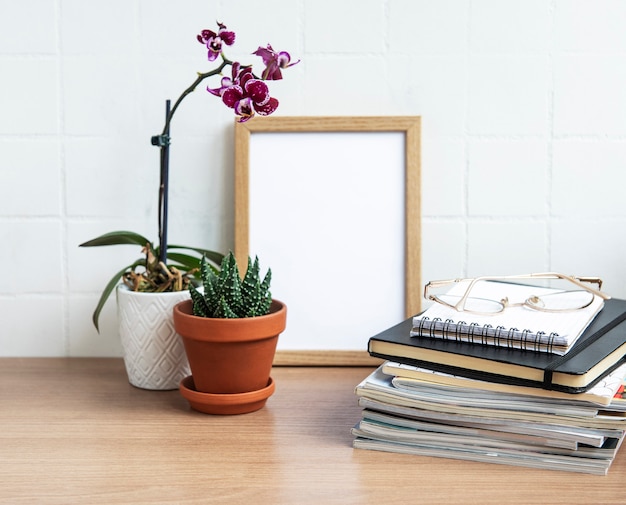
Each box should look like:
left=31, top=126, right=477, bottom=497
left=234, top=116, right=421, bottom=365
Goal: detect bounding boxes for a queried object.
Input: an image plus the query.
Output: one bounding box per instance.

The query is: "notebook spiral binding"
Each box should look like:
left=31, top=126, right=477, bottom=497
left=415, top=316, right=558, bottom=353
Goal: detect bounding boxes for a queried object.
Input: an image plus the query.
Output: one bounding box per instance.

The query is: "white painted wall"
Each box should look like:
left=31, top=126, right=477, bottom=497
left=2, top=0, right=626, bottom=356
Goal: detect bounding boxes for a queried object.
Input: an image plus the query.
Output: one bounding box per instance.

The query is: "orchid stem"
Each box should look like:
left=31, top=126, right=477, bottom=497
left=158, top=99, right=171, bottom=264
left=160, top=57, right=232, bottom=136
left=153, top=55, right=233, bottom=265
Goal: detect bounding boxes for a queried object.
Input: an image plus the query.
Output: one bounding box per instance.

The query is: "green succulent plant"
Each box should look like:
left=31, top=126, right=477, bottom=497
left=190, top=251, right=272, bottom=318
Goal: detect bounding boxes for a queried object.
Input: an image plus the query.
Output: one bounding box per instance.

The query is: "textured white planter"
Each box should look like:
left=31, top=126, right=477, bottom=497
left=116, top=286, right=191, bottom=390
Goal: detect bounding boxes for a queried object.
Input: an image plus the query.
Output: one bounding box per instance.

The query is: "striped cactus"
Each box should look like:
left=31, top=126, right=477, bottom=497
left=190, top=251, right=272, bottom=318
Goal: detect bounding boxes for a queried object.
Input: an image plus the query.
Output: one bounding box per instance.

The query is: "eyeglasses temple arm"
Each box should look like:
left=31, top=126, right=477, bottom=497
left=424, top=278, right=477, bottom=312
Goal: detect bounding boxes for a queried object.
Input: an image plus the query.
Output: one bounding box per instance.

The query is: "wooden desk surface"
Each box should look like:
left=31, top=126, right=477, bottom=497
left=0, top=358, right=625, bottom=505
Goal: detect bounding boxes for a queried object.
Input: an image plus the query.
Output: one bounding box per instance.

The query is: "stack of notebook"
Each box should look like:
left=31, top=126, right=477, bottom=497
left=353, top=280, right=626, bottom=474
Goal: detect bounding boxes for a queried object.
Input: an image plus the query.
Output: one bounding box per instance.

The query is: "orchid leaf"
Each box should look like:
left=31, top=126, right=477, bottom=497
left=91, top=260, right=143, bottom=332
left=164, top=252, right=203, bottom=271
left=79, top=231, right=153, bottom=248
left=165, top=252, right=218, bottom=271
left=167, top=245, right=224, bottom=266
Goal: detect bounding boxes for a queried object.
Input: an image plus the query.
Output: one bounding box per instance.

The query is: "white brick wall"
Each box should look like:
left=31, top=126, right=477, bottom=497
left=1, top=0, right=626, bottom=356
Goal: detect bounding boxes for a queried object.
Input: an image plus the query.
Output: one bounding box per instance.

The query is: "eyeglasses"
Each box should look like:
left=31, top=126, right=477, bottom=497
left=424, top=272, right=610, bottom=315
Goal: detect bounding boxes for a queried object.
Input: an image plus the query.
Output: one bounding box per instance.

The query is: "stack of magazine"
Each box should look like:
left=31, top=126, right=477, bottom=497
left=353, top=279, right=626, bottom=474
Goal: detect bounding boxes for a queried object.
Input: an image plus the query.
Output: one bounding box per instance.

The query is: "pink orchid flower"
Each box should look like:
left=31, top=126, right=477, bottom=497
left=210, top=65, right=278, bottom=122
left=253, top=44, right=299, bottom=80
left=197, top=22, right=236, bottom=61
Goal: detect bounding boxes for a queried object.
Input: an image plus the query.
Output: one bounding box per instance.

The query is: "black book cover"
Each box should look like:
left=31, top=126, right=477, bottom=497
left=368, top=298, right=626, bottom=393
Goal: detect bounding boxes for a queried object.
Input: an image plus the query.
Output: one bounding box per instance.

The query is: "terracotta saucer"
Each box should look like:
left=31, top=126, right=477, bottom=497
left=179, top=375, right=275, bottom=415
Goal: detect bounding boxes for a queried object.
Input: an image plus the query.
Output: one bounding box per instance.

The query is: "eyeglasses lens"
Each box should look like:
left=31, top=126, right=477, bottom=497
left=436, top=295, right=504, bottom=314
left=525, top=290, right=594, bottom=311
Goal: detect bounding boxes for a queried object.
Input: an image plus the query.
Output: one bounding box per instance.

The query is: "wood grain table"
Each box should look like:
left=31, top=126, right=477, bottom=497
left=0, top=358, right=624, bottom=504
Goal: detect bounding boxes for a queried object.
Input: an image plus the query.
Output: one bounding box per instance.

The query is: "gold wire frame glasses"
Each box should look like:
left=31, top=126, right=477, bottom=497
left=424, top=272, right=611, bottom=315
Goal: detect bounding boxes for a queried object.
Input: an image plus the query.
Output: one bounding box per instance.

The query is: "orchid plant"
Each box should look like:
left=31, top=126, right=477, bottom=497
left=80, top=21, right=299, bottom=331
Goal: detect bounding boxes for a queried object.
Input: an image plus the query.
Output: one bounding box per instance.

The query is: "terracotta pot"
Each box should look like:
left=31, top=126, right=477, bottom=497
left=173, top=299, right=287, bottom=396
left=117, top=286, right=190, bottom=390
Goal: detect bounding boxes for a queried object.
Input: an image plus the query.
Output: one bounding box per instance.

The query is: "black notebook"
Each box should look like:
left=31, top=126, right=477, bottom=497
left=368, top=298, right=626, bottom=393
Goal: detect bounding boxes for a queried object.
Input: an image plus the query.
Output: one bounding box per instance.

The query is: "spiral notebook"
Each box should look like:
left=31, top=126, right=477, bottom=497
left=368, top=297, right=626, bottom=393
left=412, top=280, right=606, bottom=355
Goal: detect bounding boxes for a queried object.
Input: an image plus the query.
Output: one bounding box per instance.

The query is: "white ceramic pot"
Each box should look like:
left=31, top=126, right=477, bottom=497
left=116, top=285, right=191, bottom=390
